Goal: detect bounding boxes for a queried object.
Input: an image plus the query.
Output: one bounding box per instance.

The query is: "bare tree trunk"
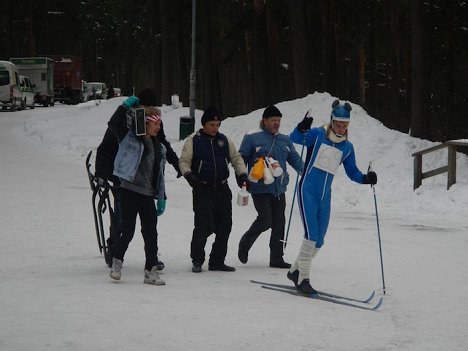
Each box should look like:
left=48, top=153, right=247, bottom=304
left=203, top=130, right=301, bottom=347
left=288, top=0, right=310, bottom=98
left=410, top=0, right=425, bottom=138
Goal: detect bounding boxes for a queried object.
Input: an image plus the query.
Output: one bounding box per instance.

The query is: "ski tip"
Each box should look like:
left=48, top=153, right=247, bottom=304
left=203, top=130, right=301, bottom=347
left=372, top=297, right=384, bottom=310
left=364, top=290, right=376, bottom=303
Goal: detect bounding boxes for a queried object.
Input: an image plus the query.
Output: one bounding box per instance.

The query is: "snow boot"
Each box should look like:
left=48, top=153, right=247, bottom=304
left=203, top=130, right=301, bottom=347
left=270, top=260, right=291, bottom=269
left=144, top=267, right=166, bottom=285
left=297, top=279, right=317, bottom=294
left=208, top=263, right=236, bottom=272
left=192, top=262, right=202, bottom=273
left=110, top=258, right=123, bottom=280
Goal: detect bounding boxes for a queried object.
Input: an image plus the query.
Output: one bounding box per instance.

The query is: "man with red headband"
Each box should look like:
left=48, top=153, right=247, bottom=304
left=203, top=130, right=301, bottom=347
left=107, top=101, right=167, bottom=286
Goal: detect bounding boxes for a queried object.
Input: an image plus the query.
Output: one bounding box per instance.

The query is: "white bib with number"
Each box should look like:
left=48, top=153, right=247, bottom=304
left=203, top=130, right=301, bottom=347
left=312, top=144, right=343, bottom=175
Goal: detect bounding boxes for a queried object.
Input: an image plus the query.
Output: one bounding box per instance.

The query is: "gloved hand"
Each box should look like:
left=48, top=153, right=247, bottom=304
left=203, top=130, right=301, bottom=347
left=156, top=199, right=166, bottom=216
left=122, top=96, right=139, bottom=109
left=297, top=109, right=314, bottom=132
left=184, top=172, right=201, bottom=188
left=362, top=171, right=377, bottom=185
left=236, top=173, right=249, bottom=189
left=96, top=177, right=109, bottom=188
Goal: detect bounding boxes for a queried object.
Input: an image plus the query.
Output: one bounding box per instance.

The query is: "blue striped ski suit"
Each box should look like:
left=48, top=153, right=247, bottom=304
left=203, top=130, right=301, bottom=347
left=290, top=125, right=365, bottom=248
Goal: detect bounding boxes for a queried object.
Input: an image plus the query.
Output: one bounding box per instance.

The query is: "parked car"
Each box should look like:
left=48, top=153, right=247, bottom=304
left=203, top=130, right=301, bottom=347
left=19, top=75, right=35, bottom=109
left=0, top=60, right=22, bottom=111
left=86, top=82, right=107, bottom=100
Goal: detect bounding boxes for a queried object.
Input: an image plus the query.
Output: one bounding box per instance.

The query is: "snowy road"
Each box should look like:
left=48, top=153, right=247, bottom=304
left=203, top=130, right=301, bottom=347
left=1, top=98, right=467, bottom=350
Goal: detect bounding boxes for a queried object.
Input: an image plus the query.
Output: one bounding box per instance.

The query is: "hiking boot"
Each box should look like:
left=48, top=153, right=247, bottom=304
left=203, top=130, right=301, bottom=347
left=110, top=258, right=123, bottom=280
left=192, top=262, right=202, bottom=273
left=155, top=257, right=165, bottom=271
left=270, top=260, right=291, bottom=269
left=208, top=263, right=236, bottom=272
left=287, top=269, right=299, bottom=286
left=144, top=267, right=166, bottom=285
left=297, top=279, right=317, bottom=294
left=238, top=243, right=248, bottom=264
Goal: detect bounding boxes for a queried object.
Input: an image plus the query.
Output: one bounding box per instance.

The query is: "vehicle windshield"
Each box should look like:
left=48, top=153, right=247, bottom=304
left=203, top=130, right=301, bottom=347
left=88, top=83, right=103, bottom=90
left=0, top=71, right=10, bottom=86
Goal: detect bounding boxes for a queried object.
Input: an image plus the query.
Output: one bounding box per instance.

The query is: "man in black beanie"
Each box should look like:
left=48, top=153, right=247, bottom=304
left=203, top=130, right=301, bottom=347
left=237, top=105, right=304, bottom=268
left=179, top=106, right=248, bottom=273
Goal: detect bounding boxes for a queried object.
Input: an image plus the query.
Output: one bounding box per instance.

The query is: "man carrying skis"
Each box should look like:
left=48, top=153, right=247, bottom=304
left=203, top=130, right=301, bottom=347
left=95, top=88, right=180, bottom=270
left=287, top=99, right=377, bottom=293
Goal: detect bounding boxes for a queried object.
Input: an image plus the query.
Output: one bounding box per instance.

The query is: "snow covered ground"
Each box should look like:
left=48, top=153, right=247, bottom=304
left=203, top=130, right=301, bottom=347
left=1, top=93, right=467, bottom=350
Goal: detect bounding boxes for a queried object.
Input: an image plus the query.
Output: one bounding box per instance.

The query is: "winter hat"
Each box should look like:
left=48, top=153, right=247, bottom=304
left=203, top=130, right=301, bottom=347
left=330, top=99, right=352, bottom=122
left=137, top=88, right=158, bottom=106
left=201, top=106, right=221, bottom=125
left=144, top=106, right=161, bottom=122
left=262, top=105, right=282, bottom=119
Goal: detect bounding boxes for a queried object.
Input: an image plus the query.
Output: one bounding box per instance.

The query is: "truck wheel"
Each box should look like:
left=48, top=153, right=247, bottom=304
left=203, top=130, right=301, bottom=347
left=11, top=100, right=17, bottom=112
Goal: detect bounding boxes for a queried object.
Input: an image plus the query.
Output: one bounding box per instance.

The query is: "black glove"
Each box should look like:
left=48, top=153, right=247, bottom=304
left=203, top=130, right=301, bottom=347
left=184, top=172, right=201, bottom=188
left=236, top=173, right=249, bottom=189
left=297, top=116, right=314, bottom=132
left=362, top=171, right=377, bottom=185
left=96, top=177, right=109, bottom=188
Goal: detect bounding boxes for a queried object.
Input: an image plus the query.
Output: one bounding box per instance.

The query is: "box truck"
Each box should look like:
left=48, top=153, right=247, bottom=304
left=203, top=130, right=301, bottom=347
left=49, top=55, right=83, bottom=104
left=10, top=57, right=55, bottom=107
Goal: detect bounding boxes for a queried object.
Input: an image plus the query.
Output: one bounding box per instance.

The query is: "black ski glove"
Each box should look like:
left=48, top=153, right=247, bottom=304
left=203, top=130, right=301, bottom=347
left=362, top=171, right=377, bottom=185
left=96, top=177, right=109, bottom=188
left=184, top=172, right=201, bottom=188
left=236, top=173, right=249, bottom=190
left=297, top=116, right=314, bottom=132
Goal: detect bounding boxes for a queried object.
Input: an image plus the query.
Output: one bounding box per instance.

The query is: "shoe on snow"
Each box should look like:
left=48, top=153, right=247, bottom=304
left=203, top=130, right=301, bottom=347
left=297, top=279, right=317, bottom=294
left=144, top=267, right=165, bottom=285
left=208, top=263, right=236, bottom=272
left=192, top=262, right=202, bottom=273
left=110, top=258, right=123, bottom=280
left=270, top=260, right=291, bottom=269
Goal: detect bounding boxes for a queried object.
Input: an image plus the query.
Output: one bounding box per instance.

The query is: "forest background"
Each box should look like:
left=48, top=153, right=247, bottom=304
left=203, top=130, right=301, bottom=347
left=2, top=0, right=467, bottom=142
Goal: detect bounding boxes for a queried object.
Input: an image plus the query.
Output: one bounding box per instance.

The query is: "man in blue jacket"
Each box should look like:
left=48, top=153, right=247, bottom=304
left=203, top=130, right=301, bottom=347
left=287, top=99, right=377, bottom=293
left=238, top=105, right=304, bottom=268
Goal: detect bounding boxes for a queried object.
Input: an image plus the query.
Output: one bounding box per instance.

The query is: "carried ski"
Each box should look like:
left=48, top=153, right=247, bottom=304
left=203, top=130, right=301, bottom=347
left=259, top=285, right=383, bottom=311
left=85, top=150, right=113, bottom=267
left=250, top=280, right=376, bottom=304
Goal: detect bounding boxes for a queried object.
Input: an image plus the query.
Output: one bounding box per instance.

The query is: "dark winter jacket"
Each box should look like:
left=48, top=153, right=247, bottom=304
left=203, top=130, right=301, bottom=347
left=179, top=129, right=247, bottom=185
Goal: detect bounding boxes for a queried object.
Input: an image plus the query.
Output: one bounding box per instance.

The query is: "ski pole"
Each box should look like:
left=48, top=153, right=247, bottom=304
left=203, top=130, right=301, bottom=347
left=369, top=162, right=386, bottom=295
left=283, top=110, right=309, bottom=250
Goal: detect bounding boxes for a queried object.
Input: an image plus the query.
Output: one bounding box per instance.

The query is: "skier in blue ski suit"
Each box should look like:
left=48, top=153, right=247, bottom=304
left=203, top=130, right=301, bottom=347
left=287, top=100, right=377, bottom=294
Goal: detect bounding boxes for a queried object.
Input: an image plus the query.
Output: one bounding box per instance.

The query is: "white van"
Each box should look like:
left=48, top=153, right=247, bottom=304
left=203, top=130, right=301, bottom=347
left=0, top=60, right=22, bottom=111
left=86, top=82, right=107, bottom=100
left=19, top=75, right=35, bottom=109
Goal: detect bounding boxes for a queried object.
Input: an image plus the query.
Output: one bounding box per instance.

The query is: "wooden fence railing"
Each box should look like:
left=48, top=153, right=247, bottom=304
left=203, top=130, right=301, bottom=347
left=412, top=140, right=468, bottom=190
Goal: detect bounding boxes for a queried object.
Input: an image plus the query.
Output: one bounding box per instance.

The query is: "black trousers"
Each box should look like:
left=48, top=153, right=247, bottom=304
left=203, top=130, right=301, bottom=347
left=111, top=188, right=158, bottom=271
left=191, top=183, right=232, bottom=266
left=239, top=193, right=286, bottom=263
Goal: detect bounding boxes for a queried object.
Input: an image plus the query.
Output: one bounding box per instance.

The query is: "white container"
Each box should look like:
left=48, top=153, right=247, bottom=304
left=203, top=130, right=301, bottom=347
left=266, top=156, right=283, bottom=177
left=237, top=182, right=249, bottom=206
left=263, top=160, right=274, bottom=185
